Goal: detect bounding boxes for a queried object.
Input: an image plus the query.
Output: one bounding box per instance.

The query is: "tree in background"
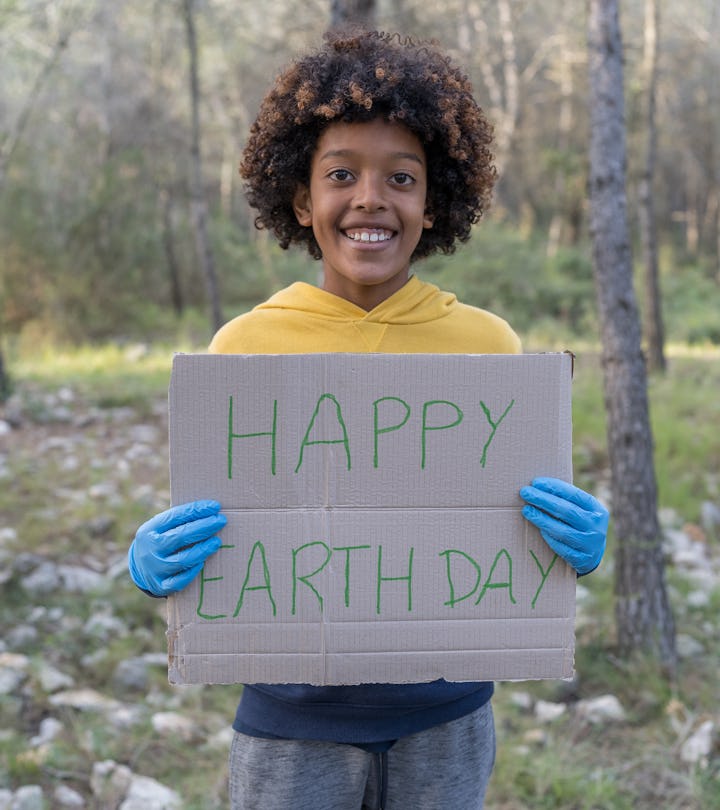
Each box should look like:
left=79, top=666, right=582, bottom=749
left=183, top=0, right=222, bottom=333
left=638, top=0, right=665, bottom=372
left=587, top=0, right=676, bottom=669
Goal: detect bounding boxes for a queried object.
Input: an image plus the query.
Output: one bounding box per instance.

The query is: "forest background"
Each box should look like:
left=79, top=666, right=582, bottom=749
left=1, top=0, right=719, bottom=808
left=1, top=0, right=719, bottom=351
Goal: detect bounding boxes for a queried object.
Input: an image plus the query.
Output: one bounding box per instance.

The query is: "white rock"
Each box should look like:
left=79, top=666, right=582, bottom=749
left=30, top=717, right=64, bottom=747
left=108, top=705, right=146, bottom=729
left=0, top=668, right=25, bottom=695
left=53, top=785, right=86, bottom=807
left=5, top=625, right=38, bottom=648
left=119, top=775, right=181, bottom=810
left=659, top=507, right=682, bottom=528
left=680, top=720, right=715, bottom=765
left=0, top=653, right=29, bottom=669
left=700, top=501, right=720, bottom=532
left=151, top=711, right=199, bottom=741
left=207, top=726, right=235, bottom=749
left=522, top=728, right=548, bottom=746
left=113, top=658, right=150, bottom=691
left=676, top=634, right=705, bottom=659
left=91, top=760, right=133, bottom=806
left=129, top=424, right=160, bottom=444
left=9, top=785, right=44, bottom=810
left=20, top=561, right=60, bottom=593
left=37, top=662, right=75, bottom=693
left=534, top=699, right=566, bottom=722
left=0, top=788, right=12, bottom=809
left=58, top=565, right=107, bottom=593
left=83, top=613, right=128, bottom=640
left=575, top=694, right=626, bottom=724
left=49, top=688, right=123, bottom=713
left=509, top=690, right=533, bottom=711
left=0, top=527, right=18, bottom=544
left=686, top=590, right=710, bottom=609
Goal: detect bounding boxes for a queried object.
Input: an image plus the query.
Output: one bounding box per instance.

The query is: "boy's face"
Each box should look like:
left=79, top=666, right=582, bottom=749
left=293, top=118, right=434, bottom=311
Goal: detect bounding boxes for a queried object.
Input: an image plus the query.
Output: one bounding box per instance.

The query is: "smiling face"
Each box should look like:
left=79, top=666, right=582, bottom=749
left=292, top=119, right=434, bottom=311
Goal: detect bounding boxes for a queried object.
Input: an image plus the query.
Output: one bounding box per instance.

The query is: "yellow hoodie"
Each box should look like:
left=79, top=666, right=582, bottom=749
left=209, top=275, right=522, bottom=355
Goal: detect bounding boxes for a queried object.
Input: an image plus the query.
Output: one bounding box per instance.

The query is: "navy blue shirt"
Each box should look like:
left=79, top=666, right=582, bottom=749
left=233, top=680, right=494, bottom=745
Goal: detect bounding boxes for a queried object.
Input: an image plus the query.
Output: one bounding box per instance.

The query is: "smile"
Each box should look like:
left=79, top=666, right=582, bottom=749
left=343, top=228, right=395, bottom=243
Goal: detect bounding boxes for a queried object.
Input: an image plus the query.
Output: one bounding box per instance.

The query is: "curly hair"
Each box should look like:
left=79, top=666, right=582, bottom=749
left=240, top=30, right=497, bottom=261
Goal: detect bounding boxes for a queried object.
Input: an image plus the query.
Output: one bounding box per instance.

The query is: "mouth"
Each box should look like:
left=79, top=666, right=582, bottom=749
left=342, top=228, right=395, bottom=243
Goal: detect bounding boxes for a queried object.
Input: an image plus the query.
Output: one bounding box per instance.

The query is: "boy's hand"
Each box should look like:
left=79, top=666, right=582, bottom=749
left=128, top=500, right=227, bottom=597
left=519, top=477, right=608, bottom=575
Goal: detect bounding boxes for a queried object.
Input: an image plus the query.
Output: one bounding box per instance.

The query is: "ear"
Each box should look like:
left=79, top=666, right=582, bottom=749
left=423, top=208, right=434, bottom=230
left=292, top=185, right=313, bottom=227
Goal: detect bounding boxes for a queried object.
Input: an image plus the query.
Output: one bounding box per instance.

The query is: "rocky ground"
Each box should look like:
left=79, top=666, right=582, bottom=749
left=1, top=380, right=718, bottom=809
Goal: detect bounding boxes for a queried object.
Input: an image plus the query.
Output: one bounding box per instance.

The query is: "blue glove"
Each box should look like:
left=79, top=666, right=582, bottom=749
left=519, top=477, right=608, bottom=575
left=128, top=500, right=227, bottom=596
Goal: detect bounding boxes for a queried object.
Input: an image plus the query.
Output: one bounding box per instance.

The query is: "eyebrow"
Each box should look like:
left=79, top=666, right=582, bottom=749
left=318, top=149, right=425, bottom=165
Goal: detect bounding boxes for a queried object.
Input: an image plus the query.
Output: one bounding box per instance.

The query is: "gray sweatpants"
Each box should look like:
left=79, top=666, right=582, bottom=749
left=228, top=702, right=495, bottom=810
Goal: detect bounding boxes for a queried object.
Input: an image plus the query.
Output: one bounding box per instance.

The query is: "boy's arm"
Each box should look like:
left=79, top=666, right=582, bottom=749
left=519, top=477, right=609, bottom=575
left=128, top=501, right=226, bottom=597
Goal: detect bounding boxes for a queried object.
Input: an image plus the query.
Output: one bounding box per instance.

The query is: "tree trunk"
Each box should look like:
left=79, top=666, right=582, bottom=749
left=638, top=0, right=666, bottom=373
left=587, top=0, right=676, bottom=671
left=330, top=0, right=376, bottom=30
left=0, top=341, right=10, bottom=403
left=469, top=0, right=519, bottom=179
left=160, top=190, right=184, bottom=316
left=546, top=30, right=575, bottom=258
left=183, top=0, right=223, bottom=333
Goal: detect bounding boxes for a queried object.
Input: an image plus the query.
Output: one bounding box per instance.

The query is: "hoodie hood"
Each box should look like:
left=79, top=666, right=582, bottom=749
left=253, top=276, right=457, bottom=326
left=209, top=275, right=521, bottom=356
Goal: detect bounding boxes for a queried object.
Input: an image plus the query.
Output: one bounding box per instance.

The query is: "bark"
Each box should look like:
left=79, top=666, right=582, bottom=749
left=638, top=0, right=666, bottom=373
left=183, top=0, right=223, bottom=333
left=587, top=0, right=676, bottom=671
left=160, top=190, right=184, bottom=316
left=546, top=31, right=575, bottom=258
left=470, top=0, right=520, bottom=178
left=329, top=0, right=376, bottom=30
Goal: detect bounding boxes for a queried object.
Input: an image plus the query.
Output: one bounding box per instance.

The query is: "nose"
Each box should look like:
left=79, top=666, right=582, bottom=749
left=353, top=172, right=387, bottom=211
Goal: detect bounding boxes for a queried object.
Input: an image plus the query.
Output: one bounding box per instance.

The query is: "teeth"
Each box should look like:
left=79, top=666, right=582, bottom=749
left=346, top=230, right=392, bottom=242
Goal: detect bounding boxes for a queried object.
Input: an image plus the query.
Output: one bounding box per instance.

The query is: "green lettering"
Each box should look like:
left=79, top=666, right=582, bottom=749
left=439, top=549, right=482, bottom=607
left=291, top=542, right=332, bottom=615
left=333, top=545, right=372, bottom=607
left=372, top=397, right=411, bottom=468
left=478, top=399, right=515, bottom=467
left=228, top=396, right=277, bottom=478
left=233, top=541, right=276, bottom=617
left=529, top=550, right=559, bottom=609
left=421, top=400, right=463, bottom=469
left=196, top=544, right=234, bottom=619
left=376, top=545, right=414, bottom=614
left=295, top=394, right=351, bottom=473
left=475, top=548, right=517, bottom=606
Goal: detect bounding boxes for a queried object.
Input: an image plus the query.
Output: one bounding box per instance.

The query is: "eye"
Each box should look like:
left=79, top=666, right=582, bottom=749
left=328, top=169, right=354, bottom=183
left=391, top=172, right=415, bottom=186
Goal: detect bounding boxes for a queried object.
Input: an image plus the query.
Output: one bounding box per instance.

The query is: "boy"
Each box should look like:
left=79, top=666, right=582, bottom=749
left=129, top=31, right=608, bottom=810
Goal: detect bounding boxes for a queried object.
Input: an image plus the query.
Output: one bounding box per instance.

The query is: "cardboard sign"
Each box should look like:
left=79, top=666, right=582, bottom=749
left=167, top=352, right=575, bottom=685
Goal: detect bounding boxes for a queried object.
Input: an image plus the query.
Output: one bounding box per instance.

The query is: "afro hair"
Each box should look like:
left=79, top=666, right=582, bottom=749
left=240, top=30, right=497, bottom=261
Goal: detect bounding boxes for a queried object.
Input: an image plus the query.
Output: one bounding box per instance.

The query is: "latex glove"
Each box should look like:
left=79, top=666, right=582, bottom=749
left=128, top=500, right=227, bottom=596
left=520, top=477, right=608, bottom=575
